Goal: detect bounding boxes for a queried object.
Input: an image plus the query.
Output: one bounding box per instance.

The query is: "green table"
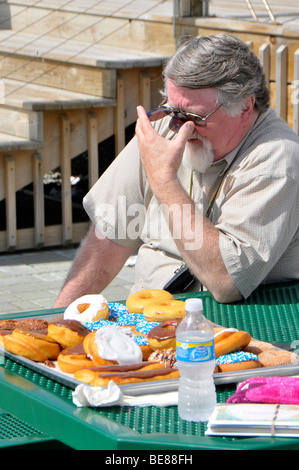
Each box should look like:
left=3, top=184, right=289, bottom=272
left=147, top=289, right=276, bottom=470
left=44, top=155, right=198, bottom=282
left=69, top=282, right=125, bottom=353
left=0, top=282, right=299, bottom=450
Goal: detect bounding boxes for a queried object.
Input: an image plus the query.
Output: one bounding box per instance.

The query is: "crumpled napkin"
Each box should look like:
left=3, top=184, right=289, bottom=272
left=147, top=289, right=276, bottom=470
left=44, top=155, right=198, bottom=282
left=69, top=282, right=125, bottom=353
left=72, top=380, right=178, bottom=408
left=227, top=376, right=299, bottom=404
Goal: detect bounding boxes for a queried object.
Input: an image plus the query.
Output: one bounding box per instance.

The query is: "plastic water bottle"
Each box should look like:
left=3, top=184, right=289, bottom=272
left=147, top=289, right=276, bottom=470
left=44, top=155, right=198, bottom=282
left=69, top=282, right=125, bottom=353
left=176, top=298, right=216, bottom=422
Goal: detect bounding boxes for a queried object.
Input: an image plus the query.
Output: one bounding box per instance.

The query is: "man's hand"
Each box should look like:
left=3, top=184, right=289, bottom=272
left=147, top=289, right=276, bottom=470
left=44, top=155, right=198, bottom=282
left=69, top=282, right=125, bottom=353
left=135, top=105, right=194, bottom=196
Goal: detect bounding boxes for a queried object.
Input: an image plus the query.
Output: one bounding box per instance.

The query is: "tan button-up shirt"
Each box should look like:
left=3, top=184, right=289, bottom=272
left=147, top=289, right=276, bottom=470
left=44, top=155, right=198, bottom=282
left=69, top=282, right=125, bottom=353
left=83, top=108, right=299, bottom=299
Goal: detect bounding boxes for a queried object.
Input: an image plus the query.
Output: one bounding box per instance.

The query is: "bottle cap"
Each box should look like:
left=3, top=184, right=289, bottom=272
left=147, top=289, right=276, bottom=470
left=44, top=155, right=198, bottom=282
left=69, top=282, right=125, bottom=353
left=185, top=298, right=203, bottom=312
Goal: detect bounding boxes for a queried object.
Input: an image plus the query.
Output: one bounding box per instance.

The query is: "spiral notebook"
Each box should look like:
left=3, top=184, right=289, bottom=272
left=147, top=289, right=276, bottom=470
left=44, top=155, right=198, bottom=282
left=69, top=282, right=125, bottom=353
left=206, top=403, right=299, bottom=438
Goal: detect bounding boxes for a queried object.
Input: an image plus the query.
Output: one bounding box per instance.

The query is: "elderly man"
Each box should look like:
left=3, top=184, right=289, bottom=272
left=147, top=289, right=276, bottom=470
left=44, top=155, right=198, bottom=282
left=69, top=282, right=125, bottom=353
left=54, top=34, right=299, bottom=307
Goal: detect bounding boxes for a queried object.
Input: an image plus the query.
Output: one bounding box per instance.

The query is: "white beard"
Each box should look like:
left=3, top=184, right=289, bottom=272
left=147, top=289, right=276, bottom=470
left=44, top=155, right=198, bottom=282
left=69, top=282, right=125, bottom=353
left=182, top=135, right=214, bottom=173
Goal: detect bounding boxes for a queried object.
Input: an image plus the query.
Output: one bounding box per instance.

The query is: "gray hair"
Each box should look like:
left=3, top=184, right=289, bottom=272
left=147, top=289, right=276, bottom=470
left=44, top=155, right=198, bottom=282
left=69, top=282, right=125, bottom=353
left=163, top=34, right=270, bottom=114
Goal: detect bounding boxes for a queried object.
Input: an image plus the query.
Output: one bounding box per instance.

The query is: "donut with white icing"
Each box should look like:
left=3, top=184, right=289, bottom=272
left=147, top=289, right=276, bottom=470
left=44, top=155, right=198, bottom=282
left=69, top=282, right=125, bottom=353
left=63, top=294, right=109, bottom=323
left=83, top=327, right=143, bottom=366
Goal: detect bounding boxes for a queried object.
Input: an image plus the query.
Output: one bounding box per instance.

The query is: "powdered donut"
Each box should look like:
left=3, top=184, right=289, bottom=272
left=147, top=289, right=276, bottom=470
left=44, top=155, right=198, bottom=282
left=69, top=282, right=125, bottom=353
left=258, top=348, right=299, bottom=367
left=244, top=338, right=277, bottom=355
left=64, top=294, right=109, bottom=323
left=126, top=289, right=174, bottom=314
left=216, top=351, right=261, bottom=372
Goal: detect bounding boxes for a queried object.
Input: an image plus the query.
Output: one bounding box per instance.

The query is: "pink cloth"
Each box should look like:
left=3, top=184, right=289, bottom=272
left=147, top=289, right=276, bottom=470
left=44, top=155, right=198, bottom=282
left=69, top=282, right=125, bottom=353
left=227, top=377, right=299, bottom=404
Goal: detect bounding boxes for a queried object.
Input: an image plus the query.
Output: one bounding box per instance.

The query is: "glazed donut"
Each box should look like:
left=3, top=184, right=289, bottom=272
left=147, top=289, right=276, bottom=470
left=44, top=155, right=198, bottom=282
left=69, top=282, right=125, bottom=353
left=215, top=330, right=252, bottom=358
left=126, top=289, right=174, bottom=314
left=214, top=327, right=238, bottom=343
left=143, top=300, right=186, bottom=322
left=258, top=349, right=299, bottom=367
left=3, top=329, right=60, bottom=362
left=63, top=294, right=109, bottom=323
left=148, top=348, right=177, bottom=368
left=0, top=318, right=49, bottom=347
left=216, top=351, right=261, bottom=372
left=90, top=367, right=180, bottom=387
left=57, top=343, right=93, bottom=373
left=83, top=327, right=143, bottom=366
left=47, top=320, right=90, bottom=349
left=74, top=361, right=163, bottom=385
left=148, top=318, right=181, bottom=351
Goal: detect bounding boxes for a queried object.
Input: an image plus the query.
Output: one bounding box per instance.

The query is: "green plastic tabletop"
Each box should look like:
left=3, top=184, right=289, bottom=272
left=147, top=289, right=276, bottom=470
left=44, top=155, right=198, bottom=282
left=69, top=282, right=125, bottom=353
left=0, top=282, right=299, bottom=450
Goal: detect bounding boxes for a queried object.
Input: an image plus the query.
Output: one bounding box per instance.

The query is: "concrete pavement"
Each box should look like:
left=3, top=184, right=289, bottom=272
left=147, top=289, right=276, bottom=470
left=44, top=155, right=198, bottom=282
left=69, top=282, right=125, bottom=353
left=0, top=247, right=135, bottom=315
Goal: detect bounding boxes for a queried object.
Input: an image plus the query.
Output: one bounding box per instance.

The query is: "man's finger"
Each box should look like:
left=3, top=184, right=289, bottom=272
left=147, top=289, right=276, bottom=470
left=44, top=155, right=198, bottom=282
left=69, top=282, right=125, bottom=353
left=175, top=121, right=195, bottom=148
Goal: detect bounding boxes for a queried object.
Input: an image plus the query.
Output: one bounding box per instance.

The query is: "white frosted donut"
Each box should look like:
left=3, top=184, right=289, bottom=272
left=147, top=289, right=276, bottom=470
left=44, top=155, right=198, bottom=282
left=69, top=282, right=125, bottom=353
left=84, top=327, right=143, bottom=366
left=126, top=289, right=174, bottom=313
left=63, top=294, right=109, bottom=323
left=143, top=300, right=186, bottom=322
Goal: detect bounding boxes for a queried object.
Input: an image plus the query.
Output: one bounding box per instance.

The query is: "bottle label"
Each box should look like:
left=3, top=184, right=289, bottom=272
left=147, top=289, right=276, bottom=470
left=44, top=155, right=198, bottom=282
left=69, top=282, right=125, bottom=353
left=176, top=339, right=215, bottom=363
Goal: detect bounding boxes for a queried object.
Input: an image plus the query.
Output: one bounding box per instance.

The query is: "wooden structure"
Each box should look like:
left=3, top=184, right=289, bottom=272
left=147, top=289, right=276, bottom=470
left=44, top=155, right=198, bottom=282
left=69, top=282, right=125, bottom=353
left=0, top=0, right=299, bottom=253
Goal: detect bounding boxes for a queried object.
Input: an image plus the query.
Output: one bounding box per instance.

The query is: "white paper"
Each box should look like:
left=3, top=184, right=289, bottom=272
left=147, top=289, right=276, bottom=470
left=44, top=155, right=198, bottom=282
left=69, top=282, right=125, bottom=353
left=72, top=380, right=178, bottom=408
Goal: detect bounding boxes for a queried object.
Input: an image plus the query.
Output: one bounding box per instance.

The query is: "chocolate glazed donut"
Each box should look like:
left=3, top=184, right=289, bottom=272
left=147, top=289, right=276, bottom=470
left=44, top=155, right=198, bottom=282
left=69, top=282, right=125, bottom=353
left=47, top=319, right=91, bottom=349
left=148, top=318, right=182, bottom=351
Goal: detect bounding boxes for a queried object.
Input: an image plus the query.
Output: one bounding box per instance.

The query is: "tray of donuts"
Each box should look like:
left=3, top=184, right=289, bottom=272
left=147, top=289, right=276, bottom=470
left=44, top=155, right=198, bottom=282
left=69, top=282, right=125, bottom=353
left=1, top=289, right=299, bottom=394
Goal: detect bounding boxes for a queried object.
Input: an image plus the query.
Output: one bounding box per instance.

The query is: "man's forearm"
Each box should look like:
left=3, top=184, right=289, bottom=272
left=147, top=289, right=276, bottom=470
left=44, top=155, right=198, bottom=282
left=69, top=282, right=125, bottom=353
left=158, top=179, right=241, bottom=303
left=53, top=226, right=134, bottom=308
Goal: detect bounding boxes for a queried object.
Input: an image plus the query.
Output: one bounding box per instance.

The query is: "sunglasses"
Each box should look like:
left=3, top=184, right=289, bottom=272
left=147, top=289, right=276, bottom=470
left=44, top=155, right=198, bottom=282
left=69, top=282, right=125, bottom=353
left=147, top=101, right=222, bottom=132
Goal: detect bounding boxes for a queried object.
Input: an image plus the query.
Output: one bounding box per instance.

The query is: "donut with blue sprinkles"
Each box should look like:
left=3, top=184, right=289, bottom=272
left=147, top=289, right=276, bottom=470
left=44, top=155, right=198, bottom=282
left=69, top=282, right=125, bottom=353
left=107, top=302, right=129, bottom=321
left=116, top=312, right=145, bottom=326
left=133, top=335, right=149, bottom=346
left=216, top=351, right=261, bottom=372
left=134, top=320, right=160, bottom=336
left=83, top=320, right=114, bottom=331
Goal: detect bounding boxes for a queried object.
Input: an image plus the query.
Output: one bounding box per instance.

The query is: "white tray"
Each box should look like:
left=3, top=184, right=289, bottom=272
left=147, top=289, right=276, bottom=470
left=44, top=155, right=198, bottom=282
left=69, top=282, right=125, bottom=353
left=2, top=313, right=299, bottom=396
left=4, top=348, right=299, bottom=396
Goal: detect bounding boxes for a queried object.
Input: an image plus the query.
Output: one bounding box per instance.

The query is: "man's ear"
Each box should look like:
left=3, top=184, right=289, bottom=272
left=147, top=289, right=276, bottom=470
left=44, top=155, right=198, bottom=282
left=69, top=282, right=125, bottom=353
left=241, top=96, right=256, bottom=122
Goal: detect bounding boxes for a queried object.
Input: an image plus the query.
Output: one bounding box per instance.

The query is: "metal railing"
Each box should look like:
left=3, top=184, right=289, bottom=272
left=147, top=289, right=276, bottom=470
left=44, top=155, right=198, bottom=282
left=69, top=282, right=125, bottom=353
left=245, top=0, right=277, bottom=24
